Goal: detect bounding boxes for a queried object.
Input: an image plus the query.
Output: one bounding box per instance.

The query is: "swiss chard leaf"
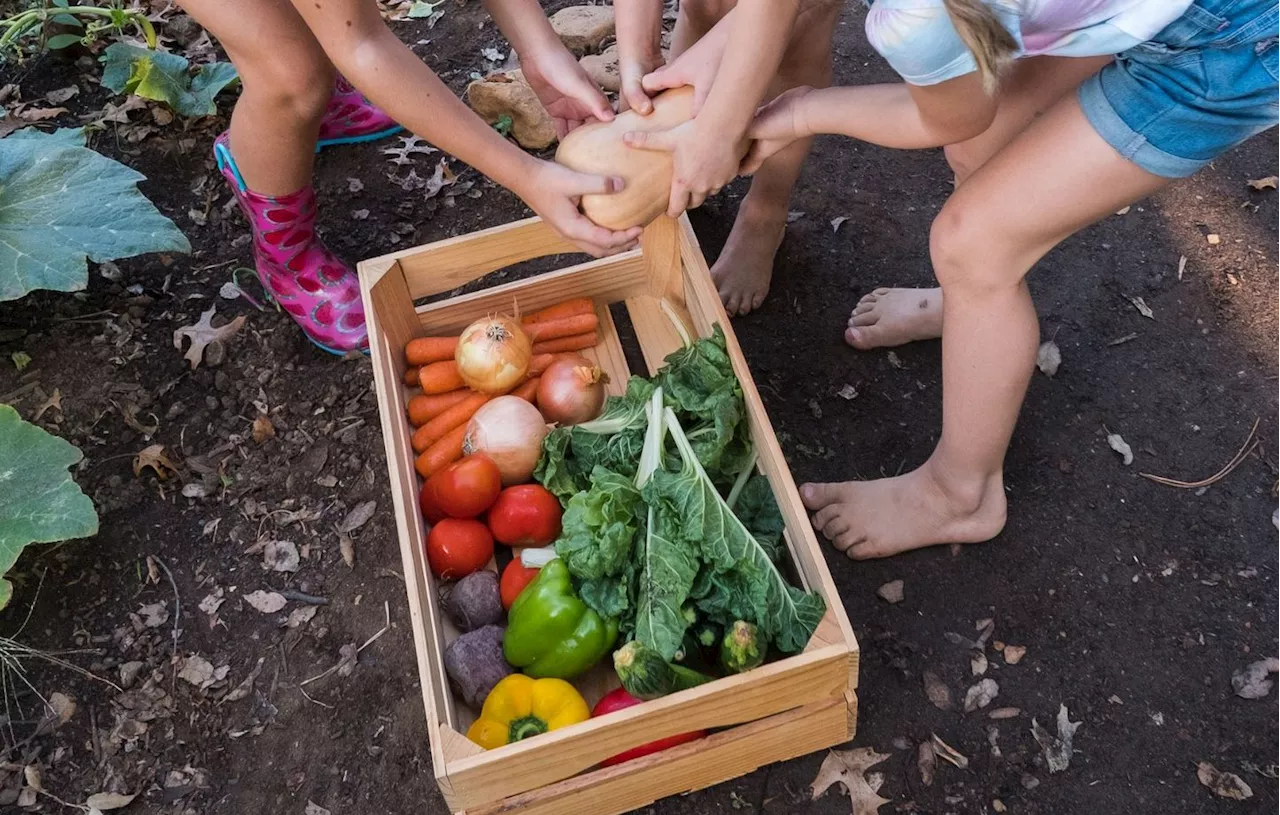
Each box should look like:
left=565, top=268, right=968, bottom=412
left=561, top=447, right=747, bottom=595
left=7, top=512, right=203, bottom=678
left=534, top=428, right=586, bottom=503
left=657, top=326, right=751, bottom=483
left=632, top=504, right=700, bottom=661
left=535, top=377, right=653, bottom=501
left=733, top=474, right=786, bottom=562
left=554, top=466, right=643, bottom=581
left=101, top=43, right=239, bottom=117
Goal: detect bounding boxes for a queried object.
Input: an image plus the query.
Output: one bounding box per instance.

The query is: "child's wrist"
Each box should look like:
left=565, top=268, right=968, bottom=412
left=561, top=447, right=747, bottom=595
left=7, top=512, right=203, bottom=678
left=794, top=88, right=818, bottom=139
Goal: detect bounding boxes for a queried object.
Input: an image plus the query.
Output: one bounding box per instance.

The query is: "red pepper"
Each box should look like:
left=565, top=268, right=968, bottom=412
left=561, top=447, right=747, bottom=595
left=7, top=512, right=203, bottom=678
left=591, top=688, right=707, bottom=766
left=499, top=557, right=541, bottom=610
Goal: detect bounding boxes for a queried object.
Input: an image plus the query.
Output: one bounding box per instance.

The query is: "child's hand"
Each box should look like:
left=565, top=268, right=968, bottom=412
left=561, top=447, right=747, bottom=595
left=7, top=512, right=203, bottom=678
left=741, top=86, right=815, bottom=175
left=618, top=54, right=663, bottom=114
left=522, top=46, right=615, bottom=138
left=639, top=20, right=729, bottom=115
left=624, top=119, right=744, bottom=217
left=517, top=160, right=644, bottom=257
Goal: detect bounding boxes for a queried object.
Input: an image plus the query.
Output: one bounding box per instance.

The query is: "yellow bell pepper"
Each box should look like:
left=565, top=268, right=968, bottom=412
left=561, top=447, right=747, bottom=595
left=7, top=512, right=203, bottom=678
left=467, top=674, right=589, bottom=749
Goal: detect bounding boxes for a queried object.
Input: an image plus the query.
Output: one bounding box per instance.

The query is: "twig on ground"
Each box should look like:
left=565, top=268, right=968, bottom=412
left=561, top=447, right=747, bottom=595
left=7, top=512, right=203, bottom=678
left=1140, top=418, right=1260, bottom=489
left=279, top=590, right=329, bottom=605
left=148, top=556, right=181, bottom=658
left=299, top=602, right=390, bottom=688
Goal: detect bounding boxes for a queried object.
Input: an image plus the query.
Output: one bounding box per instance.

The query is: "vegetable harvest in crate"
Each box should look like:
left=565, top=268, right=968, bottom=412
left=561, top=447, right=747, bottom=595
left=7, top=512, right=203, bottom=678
left=402, top=298, right=825, bottom=754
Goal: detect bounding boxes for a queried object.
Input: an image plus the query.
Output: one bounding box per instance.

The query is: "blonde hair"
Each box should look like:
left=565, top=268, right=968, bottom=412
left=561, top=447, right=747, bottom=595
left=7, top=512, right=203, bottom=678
left=941, top=0, right=1018, bottom=93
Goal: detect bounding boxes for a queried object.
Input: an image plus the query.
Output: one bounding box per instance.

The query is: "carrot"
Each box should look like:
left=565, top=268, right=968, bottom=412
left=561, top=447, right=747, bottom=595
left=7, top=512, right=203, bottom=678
left=404, top=367, right=421, bottom=387
left=532, top=332, right=599, bottom=355
left=412, top=391, right=490, bottom=453
left=524, top=313, right=599, bottom=343
left=416, top=423, right=467, bottom=479
left=407, top=390, right=470, bottom=427
left=406, top=336, right=459, bottom=367
left=512, top=377, right=540, bottom=404
left=523, top=298, right=594, bottom=325
left=527, top=353, right=558, bottom=377
left=419, top=360, right=464, bottom=394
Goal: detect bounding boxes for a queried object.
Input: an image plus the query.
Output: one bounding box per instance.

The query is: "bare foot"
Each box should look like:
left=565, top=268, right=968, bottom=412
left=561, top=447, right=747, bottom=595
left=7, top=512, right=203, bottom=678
left=800, top=461, right=1006, bottom=559
left=845, top=287, right=944, bottom=350
left=711, top=204, right=786, bottom=316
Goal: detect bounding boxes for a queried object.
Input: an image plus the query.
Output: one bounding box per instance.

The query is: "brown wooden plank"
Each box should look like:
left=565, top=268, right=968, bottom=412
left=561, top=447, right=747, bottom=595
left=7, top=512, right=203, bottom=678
left=443, top=646, right=848, bottom=810
left=622, top=294, right=693, bottom=375
left=462, top=697, right=852, bottom=815
left=578, top=301, right=629, bottom=398
left=641, top=215, right=683, bottom=302
left=416, top=251, right=648, bottom=336
left=364, top=217, right=581, bottom=300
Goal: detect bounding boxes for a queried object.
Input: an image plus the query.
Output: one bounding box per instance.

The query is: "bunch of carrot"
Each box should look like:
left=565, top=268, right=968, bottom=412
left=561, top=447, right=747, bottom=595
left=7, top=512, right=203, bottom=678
left=402, top=298, right=601, bottom=479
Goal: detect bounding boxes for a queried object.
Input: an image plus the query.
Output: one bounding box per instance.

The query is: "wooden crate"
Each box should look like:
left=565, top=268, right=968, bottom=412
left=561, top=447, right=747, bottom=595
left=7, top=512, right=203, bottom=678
left=359, top=215, right=859, bottom=815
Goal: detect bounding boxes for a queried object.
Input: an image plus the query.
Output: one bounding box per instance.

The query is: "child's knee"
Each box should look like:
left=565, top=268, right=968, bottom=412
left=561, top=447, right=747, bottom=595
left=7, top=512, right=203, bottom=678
left=679, top=0, right=734, bottom=28
left=241, top=54, right=335, bottom=124
left=929, top=201, right=1010, bottom=293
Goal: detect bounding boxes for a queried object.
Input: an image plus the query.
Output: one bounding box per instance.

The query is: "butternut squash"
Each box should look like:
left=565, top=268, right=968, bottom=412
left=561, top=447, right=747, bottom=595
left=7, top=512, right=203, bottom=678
left=555, top=87, right=696, bottom=230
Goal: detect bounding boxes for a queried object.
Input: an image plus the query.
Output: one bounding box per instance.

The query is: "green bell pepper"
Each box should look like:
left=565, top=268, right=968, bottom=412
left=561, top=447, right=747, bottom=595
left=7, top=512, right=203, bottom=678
left=503, top=559, right=618, bottom=679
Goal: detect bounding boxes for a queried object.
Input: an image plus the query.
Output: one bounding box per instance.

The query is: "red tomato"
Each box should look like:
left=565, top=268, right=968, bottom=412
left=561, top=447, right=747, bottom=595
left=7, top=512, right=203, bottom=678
left=430, top=455, right=502, bottom=519
left=487, top=485, right=562, bottom=547
left=499, top=558, right=541, bottom=609
left=418, top=478, right=447, bottom=524
left=591, top=688, right=706, bottom=766
left=426, top=519, right=494, bottom=579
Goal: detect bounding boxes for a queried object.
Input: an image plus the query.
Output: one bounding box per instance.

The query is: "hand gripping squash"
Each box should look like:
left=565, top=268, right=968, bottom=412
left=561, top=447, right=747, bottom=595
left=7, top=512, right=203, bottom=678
left=555, top=87, right=696, bottom=231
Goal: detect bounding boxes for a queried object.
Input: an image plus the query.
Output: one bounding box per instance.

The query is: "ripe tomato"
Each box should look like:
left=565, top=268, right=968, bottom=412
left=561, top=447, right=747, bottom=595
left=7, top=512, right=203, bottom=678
left=426, top=519, right=493, bottom=579
left=418, top=478, right=447, bottom=524
left=430, top=455, right=502, bottom=519
left=487, top=485, right=562, bottom=547
left=591, top=688, right=706, bottom=765
left=499, top=558, right=541, bottom=609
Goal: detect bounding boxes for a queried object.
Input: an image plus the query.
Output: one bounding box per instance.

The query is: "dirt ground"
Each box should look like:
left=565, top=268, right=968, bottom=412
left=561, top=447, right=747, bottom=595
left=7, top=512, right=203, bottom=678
left=1, top=3, right=1277, bottom=814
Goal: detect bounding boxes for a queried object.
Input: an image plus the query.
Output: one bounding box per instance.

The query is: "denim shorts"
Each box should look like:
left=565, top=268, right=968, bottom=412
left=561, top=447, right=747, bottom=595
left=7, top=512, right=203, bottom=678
left=1079, top=0, right=1280, bottom=178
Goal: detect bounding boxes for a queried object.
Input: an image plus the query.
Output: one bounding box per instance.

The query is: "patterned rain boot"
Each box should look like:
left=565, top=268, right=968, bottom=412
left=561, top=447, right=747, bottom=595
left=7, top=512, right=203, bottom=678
left=214, top=133, right=368, bottom=355
left=315, top=74, right=402, bottom=151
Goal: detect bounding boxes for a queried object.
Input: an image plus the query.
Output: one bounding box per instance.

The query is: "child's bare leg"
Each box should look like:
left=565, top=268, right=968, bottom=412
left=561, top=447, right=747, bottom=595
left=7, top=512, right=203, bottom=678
left=177, top=0, right=334, bottom=194
left=714, top=0, right=839, bottom=315
left=847, top=55, right=1111, bottom=348
left=805, top=95, right=1168, bottom=558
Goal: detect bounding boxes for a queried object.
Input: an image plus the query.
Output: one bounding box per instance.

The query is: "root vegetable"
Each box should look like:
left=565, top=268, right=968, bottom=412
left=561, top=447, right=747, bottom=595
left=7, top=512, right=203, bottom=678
left=412, top=391, right=491, bottom=453
left=443, top=625, right=513, bottom=709
left=537, top=357, right=607, bottom=426
left=407, top=336, right=459, bottom=366
left=443, top=571, right=505, bottom=632
left=456, top=315, right=532, bottom=394
left=416, top=423, right=468, bottom=479
left=532, top=332, right=599, bottom=355
left=524, top=298, right=594, bottom=325
left=463, top=396, right=548, bottom=485
left=420, top=360, right=465, bottom=394
left=524, top=313, right=599, bottom=343
left=407, top=390, right=471, bottom=427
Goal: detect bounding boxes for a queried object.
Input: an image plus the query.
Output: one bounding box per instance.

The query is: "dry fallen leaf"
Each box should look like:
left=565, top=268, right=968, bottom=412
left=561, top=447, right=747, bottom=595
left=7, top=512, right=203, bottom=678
left=1177, top=255, right=1187, bottom=281
left=1246, top=176, right=1278, bottom=191
left=923, top=671, right=952, bottom=710
left=138, top=601, right=169, bottom=628
left=17, top=105, right=67, bottom=121
left=252, top=414, right=275, bottom=444
left=47, top=692, right=76, bottom=727
left=263, top=540, right=300, bottom=573
left=1197, top=762, right=1253, bottom=800
left=876, top=580, right=904, bottom=604
left=1115, top=205, right=1131, bottom=215
left=971, top=651, right=988, bottom=676
left=45, top=86, right=79, bottom=105
left=24, top=764, right=43, bottom=791
left=285, top=605, right=318, bottom=629
left=931, top=733, right=969, bottom=769
left=988, top=707, right=1021, bottom=720
left=173, top=306, right=246, bottom=370
left=1032, top=704, right=1081, bottom=773
left=305, top=802, right=332, bottom=815
left=917, top=741, right=936, bottom=786
left=221, top=657, right=265, bottom=704
left=886, top=351, right=903, bottom=369
left=86, top=791, right=137, bottom=811
left=133, top=444, right=179, bottom=480
left=178, top=655, right=227, bottom=689
left=336, top=642, right=359, bottom=677
left=244, top=590, right=287, bottom=614
left=1036, top=341, right=1061, bottom=377
left=1231, top=657, right=1278, bottom=699
left=1106, top=430, right=1134, bottom=466
left=811, top=748, right=891, bottom=815
left=1128, top=296, right=1154, bottom=319
left=1003, top=645, right=1027, bottom=665
left=838, top=384, right=858, bottom=400
left=964, top=678, right=999, bottom=712
left=831, top=216, right=848, bottom=233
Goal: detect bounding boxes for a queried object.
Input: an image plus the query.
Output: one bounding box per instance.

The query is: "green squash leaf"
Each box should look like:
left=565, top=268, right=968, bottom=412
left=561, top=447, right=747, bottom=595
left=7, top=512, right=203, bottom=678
left=101, top=43, right=238, bottom=117
left=0, top=405, right=97, bottom=610
left=0, top=138, right=189, bottom=301
left=8, top=126, right=86, bottom=146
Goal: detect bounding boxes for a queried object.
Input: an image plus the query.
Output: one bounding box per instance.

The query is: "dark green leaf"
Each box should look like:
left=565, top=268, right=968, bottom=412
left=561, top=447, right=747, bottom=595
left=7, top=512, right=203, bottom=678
left=632, top=503, right=699, bottom=661
left=101, top=43, right=238, bottom=116
left=45, top=33, right=83, bottom=50
left=554, top=466, right=643, bottom=580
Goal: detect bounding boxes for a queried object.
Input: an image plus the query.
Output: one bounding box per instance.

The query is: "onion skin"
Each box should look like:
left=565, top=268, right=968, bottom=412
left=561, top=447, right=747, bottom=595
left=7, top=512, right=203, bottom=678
left=456, top=316, right=532, bottom=394
left=537, top=358, right=607, bottom=426
left=463, top=396, right=548, bottom=485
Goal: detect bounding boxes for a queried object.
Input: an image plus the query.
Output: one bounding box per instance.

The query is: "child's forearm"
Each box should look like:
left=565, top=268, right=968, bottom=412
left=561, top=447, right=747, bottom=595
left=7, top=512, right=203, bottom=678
left=482, top=0, right=565, bottom=63
left=798, top=83, right=994, bottom=149
left=696, top=0, right=799, bottom=139
left=614, top=0, right=664, bottom=62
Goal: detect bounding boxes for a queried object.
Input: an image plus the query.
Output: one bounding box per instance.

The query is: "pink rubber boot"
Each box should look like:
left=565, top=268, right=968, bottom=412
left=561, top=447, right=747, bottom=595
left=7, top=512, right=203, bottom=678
left=316, top=75, right=402, bottom=151
left=214, top=133, right=368, bottom=355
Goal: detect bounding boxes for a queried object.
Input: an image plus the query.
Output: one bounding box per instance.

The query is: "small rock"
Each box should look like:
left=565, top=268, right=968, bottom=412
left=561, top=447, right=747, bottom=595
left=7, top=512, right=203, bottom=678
left=876, top=580, right=904, bottom=604
left=1003, top=645, right=1027, bottom=665
left=466, top=70, right=556, bottom=149
left=1021, top=773, right=1040, bottom=790
left=164, top=13, right=203, bottom=45
left=549, top=5, right=615, bottom=55
left=579, top=44, right=620, bottom=92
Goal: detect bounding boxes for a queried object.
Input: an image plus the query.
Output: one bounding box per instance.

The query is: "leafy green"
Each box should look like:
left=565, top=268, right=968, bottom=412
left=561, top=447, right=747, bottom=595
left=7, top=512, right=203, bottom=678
left=657, top=408, right=824, bottom=654
left=554, top=466, right=643, bottom=581
left=733, top=474, right=786, bottom=562
left=656, top=325, right=751, bottom=483
left=101, top=43, right=238, bottom=117
left=0, top=136, right=190, bottom=301
left=8, top=127, right=85, bottom=146
left=536, top=376, right=653, bottom=502
left=0, top=405, right=98, bottom=609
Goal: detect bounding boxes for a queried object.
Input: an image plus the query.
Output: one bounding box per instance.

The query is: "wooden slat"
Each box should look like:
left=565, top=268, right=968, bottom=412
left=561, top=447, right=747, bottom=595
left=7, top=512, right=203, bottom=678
left=623, top=294, right=693, bottom=375
left=443, top=646, right=848, bottom=811
left=363, top=217, right=581, bottom=300
left=358, top=261, right=455, bottom=786
left=579, top=301, right=629, bottom=398
left=641, top=216, right=683, bottom=302
left=462, top=697, right=853, bottom=815
left=416, top=251, right=648, bottom=336
left=676, top=217, right=860, bottom=682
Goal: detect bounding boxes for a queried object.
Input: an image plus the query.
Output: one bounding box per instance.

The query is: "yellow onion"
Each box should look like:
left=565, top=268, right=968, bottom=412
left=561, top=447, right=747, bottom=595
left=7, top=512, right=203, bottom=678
left=463, top=396, right=548, bottom=485
left=537, top=357, right=608, bottom=426
left=455, top=315, right=532, bottom=394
